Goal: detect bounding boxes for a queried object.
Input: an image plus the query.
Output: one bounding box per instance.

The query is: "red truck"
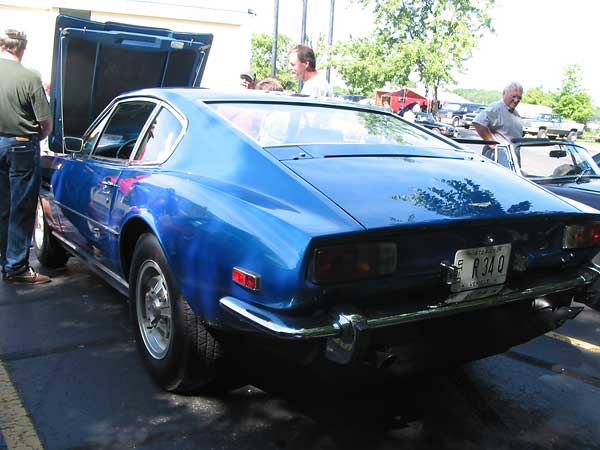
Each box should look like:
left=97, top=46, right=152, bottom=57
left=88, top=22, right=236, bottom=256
left=375, top=88, right=429, bottom=113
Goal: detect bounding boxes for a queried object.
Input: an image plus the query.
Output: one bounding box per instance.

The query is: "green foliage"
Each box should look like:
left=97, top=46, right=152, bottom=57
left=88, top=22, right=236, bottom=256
left=589, top=107, right=600, bottom=122
left=551, top=65, right=595, bottom=123
left=452, top=88, right=499, bottom=105
left=249, top=33, right=296, bottom=91
left=522, top=87, right=553, bottom=106
left=353, top=0, right=496, bottom=106
left=331, top=34, right=415, bottom=96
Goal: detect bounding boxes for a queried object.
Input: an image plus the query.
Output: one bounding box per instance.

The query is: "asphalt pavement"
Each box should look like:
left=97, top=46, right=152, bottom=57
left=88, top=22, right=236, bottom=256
left=0, top=254, right=599, bottom=450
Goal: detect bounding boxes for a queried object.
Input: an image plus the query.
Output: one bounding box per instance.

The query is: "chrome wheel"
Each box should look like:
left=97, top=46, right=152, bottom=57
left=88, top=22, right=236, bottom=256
left=34, top=202, right=45, bottom=250
left=136, top=260, right=173, bottom=360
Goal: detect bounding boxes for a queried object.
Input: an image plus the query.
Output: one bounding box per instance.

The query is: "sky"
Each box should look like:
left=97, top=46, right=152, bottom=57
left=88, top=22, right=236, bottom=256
left=243, top=0, right=600, bottom=104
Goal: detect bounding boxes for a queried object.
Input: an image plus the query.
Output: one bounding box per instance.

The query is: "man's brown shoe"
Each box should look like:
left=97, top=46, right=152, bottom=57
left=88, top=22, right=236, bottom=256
left=4, top=268, right=51, bottom=284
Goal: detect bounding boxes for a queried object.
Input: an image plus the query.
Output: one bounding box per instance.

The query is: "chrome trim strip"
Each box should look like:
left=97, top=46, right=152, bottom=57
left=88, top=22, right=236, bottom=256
left=220, top=297, right=341, bottom=339
left=219, top=268, right=597, bottom=340
left=52, top=200, right=119, bottom=236
left=50, top=231, right=129, bottom=296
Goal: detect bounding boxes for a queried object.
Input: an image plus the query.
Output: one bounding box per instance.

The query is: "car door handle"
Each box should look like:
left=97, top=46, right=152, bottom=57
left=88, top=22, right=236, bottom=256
left=100, top=180, right=117, bottom=188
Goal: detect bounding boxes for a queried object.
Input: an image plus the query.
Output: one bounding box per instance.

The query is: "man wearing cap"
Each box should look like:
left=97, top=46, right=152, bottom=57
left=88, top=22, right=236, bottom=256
left=240, top=70, right=256, bottom=89
left=0, top=29, right=52, bottom=284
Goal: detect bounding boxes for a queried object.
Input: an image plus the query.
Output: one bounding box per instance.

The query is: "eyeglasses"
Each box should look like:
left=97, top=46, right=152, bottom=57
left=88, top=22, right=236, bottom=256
left=511, top=95, right=522, bottom=100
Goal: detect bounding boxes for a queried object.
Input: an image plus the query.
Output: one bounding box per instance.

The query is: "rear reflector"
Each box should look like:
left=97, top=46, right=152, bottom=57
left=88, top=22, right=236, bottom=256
left=232, top=267, right=260, bottom=291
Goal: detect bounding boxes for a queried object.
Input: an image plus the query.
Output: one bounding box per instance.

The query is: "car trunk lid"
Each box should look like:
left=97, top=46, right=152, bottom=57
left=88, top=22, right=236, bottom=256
left=282, top=151, right=580, bottom=230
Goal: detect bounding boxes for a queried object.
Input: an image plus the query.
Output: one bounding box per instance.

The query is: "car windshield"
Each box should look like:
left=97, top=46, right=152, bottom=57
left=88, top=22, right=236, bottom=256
left=208, top=102, right=454, bottom=149
left=442, top=103, right=462, bottom=111
left=415, top=113, right=436, bottom=122
left=518, top=143, right=600, bottom=178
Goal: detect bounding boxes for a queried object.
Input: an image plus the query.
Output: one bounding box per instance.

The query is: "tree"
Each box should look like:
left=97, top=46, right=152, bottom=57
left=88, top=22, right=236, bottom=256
left=249, top=33, right=296, bottom=91
left=452, top=88, right=500, bottom=105
left=551, top=65, right=594, bottom=124
left=522, top=86, right=553, bottom=107
left=331, top=34, right=415, bottom=96
left=354, top=0, right=495, bottom=110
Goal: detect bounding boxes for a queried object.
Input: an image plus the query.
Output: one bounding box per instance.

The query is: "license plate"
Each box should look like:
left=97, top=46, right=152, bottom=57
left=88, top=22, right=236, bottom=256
left=450, top=243, right=511, bottom=293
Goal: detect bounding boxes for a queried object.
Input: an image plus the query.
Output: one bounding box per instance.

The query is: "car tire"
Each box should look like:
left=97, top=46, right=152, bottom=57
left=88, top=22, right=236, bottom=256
left=452, top=117, right=460, bottom=127
left=537, top=128, right=548, bottom=139
left=129, top=233, right=226, bottom=393
left=567, top=130, right=578, bottom=141
left=34, top=199, right=69, bottom=268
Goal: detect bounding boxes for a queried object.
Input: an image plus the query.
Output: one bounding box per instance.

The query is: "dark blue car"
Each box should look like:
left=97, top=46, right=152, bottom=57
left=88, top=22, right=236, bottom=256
left=35, top=16, right=600, bottom=393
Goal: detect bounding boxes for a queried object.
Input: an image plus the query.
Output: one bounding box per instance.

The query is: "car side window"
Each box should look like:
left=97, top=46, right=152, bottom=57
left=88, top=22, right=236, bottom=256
left=82, top=114, right=111, bottom=155
left=92, top=101, right=156, bottom=161
left=132, top=106, right=183, bottom=164
left=496, top=147, right=512, bottom=169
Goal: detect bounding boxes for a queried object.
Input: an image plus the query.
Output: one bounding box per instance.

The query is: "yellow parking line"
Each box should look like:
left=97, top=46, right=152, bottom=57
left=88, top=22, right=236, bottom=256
left=0, top=359, right=44, bottom=450
left=546, top=331, right=600, bottom=353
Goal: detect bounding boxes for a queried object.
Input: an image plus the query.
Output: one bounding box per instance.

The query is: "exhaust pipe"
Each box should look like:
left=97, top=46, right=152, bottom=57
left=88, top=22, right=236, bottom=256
left=554, top=305, right=584, bottom=321
left=373, top=350, right=397, bottom=369
left=531, top=298, right=584, bottom=323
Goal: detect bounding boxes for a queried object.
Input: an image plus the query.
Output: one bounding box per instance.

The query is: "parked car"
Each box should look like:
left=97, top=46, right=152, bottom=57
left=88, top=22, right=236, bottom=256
left=414, top=112, right=459, bottom=138
left=37, top=15, right=600, bottom=393
left=436, top=102, right=483, bottom=127
left=462, top=105, right=486, bottom=129
left=469, top=138, right=600, bottom=206
left=341, top=94, right=367, bottom=103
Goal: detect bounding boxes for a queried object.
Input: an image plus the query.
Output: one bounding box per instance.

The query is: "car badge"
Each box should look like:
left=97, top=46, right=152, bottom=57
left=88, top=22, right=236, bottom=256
left=468, top=202, right=492, bottom=208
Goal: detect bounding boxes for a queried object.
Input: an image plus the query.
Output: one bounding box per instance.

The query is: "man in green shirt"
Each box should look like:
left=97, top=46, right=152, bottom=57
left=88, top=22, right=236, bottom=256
left=0, top=29, right=53, bottom=284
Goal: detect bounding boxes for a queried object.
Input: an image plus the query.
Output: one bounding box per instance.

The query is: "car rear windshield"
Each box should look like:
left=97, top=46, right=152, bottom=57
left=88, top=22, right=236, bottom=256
left=207, top=102, right=455, bottom=149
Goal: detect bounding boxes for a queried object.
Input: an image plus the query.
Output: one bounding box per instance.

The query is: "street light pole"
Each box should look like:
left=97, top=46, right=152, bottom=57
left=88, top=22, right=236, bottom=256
left=271, top=0, right=279, bottom=77
left=326, top=0, right=335, bottom=83
left=299, top=0, right=308, bottom=92
left=300, top=0, right=308, bottom=44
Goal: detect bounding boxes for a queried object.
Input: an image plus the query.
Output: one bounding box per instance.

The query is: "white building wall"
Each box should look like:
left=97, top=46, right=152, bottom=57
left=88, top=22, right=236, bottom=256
left=0, top=0, right=254, bottom=90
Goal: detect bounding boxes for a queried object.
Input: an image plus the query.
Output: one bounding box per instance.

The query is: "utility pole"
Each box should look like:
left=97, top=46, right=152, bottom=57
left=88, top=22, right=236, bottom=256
left=271, top=0, right=279, bottom=77
left=300, top=0, right=308, bottom=44
left=299, top=0, right=308, bottom=92
left=326, top=0, right=335, bottom=83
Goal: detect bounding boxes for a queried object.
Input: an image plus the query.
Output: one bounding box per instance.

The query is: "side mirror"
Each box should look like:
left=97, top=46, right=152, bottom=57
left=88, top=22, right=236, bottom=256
left=549, top=150, right=567, bottom=158
left=63, top=136, right=83, bottom=153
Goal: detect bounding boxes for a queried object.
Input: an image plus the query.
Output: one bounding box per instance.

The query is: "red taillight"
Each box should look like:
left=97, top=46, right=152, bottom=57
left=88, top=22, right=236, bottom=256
left=311, top=242, right=397, bottom=284
left=563, top=223, right=600, bottom=249
left=232, top=267, right=260, bottom=291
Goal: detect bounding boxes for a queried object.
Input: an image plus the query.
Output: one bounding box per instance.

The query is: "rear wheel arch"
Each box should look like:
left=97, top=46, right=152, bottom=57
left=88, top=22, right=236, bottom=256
left=120, top=217, right=153, bottom=281
left=129, top=232, right=227, bottom=392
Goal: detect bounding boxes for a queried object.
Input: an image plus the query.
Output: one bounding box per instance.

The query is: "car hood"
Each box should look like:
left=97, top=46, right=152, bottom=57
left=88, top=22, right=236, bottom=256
left=542, top=178, right=600, bottom=211
left=283, top=152, right=580, bottom=230
left=48, top=14, right=212, bottom=151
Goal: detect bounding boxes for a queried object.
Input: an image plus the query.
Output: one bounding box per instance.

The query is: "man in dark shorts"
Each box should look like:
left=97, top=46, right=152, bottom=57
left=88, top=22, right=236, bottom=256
left=0, top=29, right=53, bottom=284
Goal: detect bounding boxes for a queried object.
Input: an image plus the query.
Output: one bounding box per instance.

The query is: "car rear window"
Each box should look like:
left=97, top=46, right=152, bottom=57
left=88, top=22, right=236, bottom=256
left=207, top=102, right=455, bottom=149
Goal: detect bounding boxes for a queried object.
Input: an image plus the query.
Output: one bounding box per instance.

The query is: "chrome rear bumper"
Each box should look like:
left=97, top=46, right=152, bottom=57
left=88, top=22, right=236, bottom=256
left=219, top=265, right=598, bottom=341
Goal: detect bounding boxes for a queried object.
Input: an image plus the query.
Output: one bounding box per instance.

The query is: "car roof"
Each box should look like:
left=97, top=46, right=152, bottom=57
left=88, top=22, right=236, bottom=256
left=117, top=88, right=384, bottom=112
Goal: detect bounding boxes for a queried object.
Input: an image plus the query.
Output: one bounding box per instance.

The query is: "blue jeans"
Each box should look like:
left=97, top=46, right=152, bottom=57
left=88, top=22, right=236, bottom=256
left=0, top=137, right=41, bottom=277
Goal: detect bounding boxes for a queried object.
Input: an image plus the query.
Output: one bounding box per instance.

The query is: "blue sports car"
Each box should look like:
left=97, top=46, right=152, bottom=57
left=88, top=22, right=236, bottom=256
left=36, top=16, right=600, bottom=393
